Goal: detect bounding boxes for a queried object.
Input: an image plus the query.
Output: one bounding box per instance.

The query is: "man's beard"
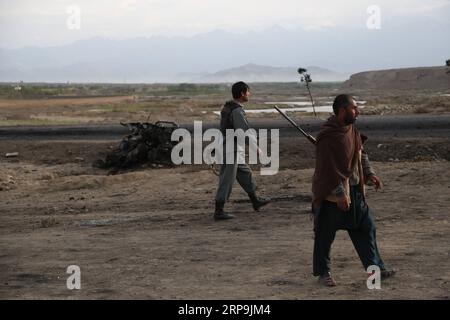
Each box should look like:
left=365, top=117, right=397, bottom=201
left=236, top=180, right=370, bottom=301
left=344, top=113, right=357, bottom=125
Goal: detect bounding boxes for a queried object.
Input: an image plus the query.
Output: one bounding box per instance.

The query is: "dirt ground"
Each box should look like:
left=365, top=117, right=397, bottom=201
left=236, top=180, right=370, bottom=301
left=1, top=134, right=449, bottom=299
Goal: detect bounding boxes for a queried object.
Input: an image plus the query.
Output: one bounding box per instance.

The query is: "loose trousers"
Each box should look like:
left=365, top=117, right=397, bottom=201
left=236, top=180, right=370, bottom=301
left=313, top=186, right=386, bottom=276
left=215, top=161, right=256, bottom=203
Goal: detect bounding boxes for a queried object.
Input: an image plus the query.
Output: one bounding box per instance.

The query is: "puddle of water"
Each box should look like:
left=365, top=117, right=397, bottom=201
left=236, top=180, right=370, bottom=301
left=212, top=105, right=334, bottom=115
left=209, top=100, right=366, bottom=115
left=266, top=100, right=366, bottom=105
left=265, top=101, right=311, bottom=106
left=287, top=96, right=309, bottom=100
left=251, top=106, right=334, bottom=113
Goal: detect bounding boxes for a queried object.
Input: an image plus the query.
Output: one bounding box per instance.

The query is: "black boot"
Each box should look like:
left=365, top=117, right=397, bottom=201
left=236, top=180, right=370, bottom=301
left=248, top=193, right=271, bottom=211
left=214, top=201, right=234, bottom=220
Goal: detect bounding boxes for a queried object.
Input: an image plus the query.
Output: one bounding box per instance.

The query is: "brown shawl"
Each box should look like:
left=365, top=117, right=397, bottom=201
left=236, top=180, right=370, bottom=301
left=312, top=115, right=362, bottom=205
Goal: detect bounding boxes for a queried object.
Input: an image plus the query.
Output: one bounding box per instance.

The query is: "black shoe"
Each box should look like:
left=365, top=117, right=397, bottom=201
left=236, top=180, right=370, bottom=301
left=214, top=201, right=234, bottom=221
left=248, top=193, right=271, bottom=211
left=214, top=211, right=235, bottom=221
left=381, top=269, right=396, bottom=280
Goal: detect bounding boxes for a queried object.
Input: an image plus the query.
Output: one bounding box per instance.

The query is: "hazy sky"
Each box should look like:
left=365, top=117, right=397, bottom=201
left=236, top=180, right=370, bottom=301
left=1, top=0, right=449, bottom=48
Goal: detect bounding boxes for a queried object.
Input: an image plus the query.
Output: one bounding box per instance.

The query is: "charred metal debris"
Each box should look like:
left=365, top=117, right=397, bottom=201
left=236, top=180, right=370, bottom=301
left=94, top=121, right=179, bottom=173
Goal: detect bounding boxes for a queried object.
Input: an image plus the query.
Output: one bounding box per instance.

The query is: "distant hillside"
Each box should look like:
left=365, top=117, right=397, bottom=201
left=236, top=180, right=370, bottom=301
left=343, top=66, right=450, bottom=90
left=192, top=63, right=348, bottom=83
left=1, top=18, right=448, bottom=83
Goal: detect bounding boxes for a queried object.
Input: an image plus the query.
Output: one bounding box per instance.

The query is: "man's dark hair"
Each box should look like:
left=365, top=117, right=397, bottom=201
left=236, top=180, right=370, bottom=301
left=332, top=94, right=354, bottom=115
left=232, top=81, right=250, bottom=99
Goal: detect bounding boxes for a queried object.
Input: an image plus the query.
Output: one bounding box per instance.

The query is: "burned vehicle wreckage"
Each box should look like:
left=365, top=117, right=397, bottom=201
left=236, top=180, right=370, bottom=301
left=94, top=121, right=179, bottom=173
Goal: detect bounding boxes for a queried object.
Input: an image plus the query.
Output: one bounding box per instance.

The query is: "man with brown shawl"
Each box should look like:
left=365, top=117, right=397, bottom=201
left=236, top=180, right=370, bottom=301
left=312, top=94, right=395, bottom=287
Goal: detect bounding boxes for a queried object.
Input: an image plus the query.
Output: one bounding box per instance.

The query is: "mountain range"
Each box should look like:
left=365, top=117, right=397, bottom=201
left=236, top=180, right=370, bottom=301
left=179, top=64, right=347, bottom=83
left=0, top=20, right=448, bottom=83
